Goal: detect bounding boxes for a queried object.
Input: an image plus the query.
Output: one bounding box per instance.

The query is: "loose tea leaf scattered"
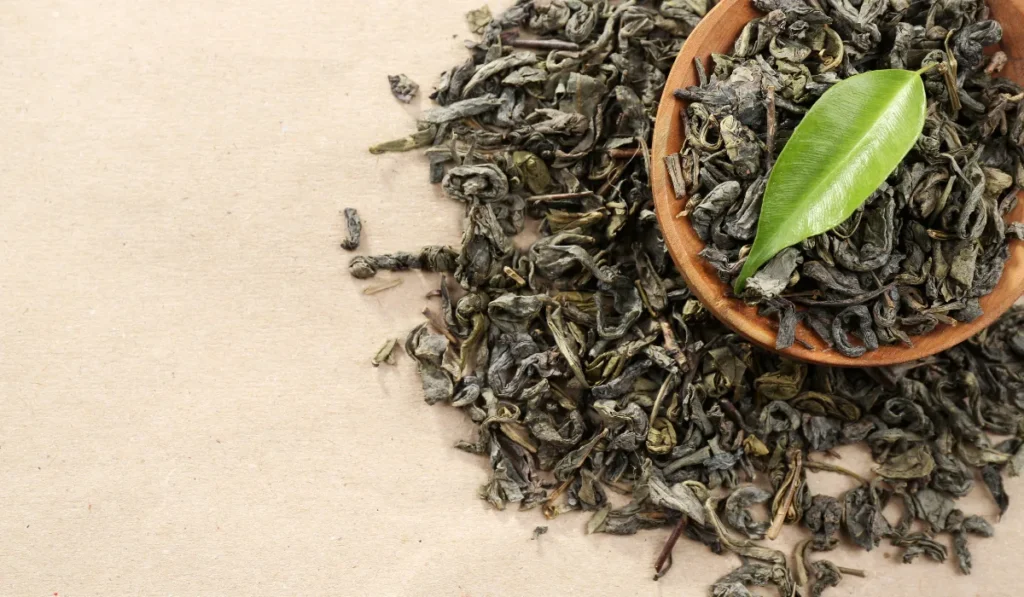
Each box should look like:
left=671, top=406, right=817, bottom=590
left=341, top=208, right=362, bottom=250
left=353, top=0, right=1024, bottom=594
left=465, top=5, right=493, bottom=33
left=372, top=338, right=398, bottom=367
left=388, top=74, right=420, bottom=103
left=675, top=0, right=1023, bottom=354
left=348, top=246, right=457, bottom=279
left=362, top=278, right=403, bottom=295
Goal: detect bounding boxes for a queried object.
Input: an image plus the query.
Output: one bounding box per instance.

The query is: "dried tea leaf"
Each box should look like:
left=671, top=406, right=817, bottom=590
left=724, top=485, right=771, bottom=539
left=874, top=444, right=935, bottom=479
left=465, top=5, right=492, bottom=33
left=982, top=464, right=1010, bottom=515
left=405, top=323, right=454, bottom=405
left=803, top=494, right=842, bottom=550
left=368, top=126, right=436, bottom=155
left=420, top=96, right=504, bottom=124
left=349, top=246, right=458, bottom=279
left=371, top=338, right=398, bottom=367
left=387, top=74, right=419, bottom=103
left=711, top=563, right=791, bottom=597
left=636, top=460, right=706, bottom=525
left=363, top=278, right=403, bottom=295
left=341, top=208, right=362, bottom=250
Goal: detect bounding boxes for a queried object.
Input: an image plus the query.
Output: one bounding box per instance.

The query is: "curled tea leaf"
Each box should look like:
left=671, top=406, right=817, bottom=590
left=341, top=208, right=362, bottom=250
left=405, top=323, right=454, bottom=405
left=420, top=96, right=504, bottom=124
left=724, top=485, right=772, bottom=539
left=371, top=338, right=398, bottom=367
left=465, top=5, right=492, bottom=33
left=443, top=164, right=509, bottom=203
left=368, top=125, right=436, bottom=155
left=387, top=74, right=419, bottom=103
left=636, top=460, right=706, bottom=525
left=874, top=444, right=935, bottom=479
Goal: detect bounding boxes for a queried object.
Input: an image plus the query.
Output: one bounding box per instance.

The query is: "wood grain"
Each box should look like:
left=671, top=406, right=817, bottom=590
left=651, top=0, right=1024, bottom=367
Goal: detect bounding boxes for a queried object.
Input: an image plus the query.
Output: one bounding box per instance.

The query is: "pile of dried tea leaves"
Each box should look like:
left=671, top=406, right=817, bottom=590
left=352, top=1, right=1024, bottom=595
left=672, top=0, right=1024, bottom=356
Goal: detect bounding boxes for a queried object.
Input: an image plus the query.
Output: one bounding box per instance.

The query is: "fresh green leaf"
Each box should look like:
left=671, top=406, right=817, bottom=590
left=734, top=69, right=928, bottom=292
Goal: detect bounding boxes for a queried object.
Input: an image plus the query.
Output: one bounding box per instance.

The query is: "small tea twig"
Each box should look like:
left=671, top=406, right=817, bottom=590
left=767, top=449, right=803, bottom=540
left=679, top=108, right=690, bottom=154
left=765, top=86, right=777, bottom=169
left=804, top=459, right=870, bottom=485
left=657, top=317, right=687, bottom=367
left=608, top=148, right=642, bottom=159
left=527, top=191, right=597, bottom=203
left=793, top=539, right=812, bottom=587
left=943, top=31, right=962, bottom=113
left=646, top=373, right=679, bottom=445
left=363, top=278, right=402, bottom=295
left=422, top=306, right=459, bottom=345
left=503, top=266, right=526, bottom=286
left=371, top=338, right=398, bottom=367
left=653, top=517, right=687, bottom=580
left=718, top=399, right=751, bottom=433
left=509, top=38, right=581, bottom=52
left=694, top=56, right=708, bottom=87
left=598, top=164, right=628, bottom=197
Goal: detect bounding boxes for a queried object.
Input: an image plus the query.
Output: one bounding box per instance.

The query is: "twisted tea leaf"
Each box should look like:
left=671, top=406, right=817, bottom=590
left=405, top=323, right=454, bottom=405
left=341, top=208, right=362, bottom=251
left=724, top=485, right=772, bottom=539
left=371, top=338, right=398, bottom=367
left=735, top=69, right=928, bottom=291
left=420, top=96, right=504, bottom=124
left=349, top=246, right=458, bottom=279
left=387, top=74, right=419, bottom=103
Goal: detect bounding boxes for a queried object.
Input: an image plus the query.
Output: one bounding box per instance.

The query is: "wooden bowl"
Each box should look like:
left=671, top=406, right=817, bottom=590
left=652, top=0, right=1024, bottom=367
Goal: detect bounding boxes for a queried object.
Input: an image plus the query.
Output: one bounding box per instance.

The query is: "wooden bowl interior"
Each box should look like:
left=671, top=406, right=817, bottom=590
left=652, top=0, right=1024, bottom=366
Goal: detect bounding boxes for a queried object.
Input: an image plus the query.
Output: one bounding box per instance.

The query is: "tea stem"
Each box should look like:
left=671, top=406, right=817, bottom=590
left=837, top=566, right=866, bottom=578
left=503, top=266, right=526, bottom=286
left=767, top=449, right=803, bottom=540
left=804, top=459, right=870, bottom=485
left=793, top=539, right=812, bottom=587
left=653, top=517, right=687, bottom=580
left=527, top=191, right=597, bottom=203
left=363, top=278, right=403, bottom=295
left=719, top=399, right=750, bottom=433
left=608, top=147, right=642, bottom=159
left=422, top=307, right=460, bottom=345
left=508, top=38, right=581, bottom=52
left=765, top=86, right=777, bottom=169
left=646, top=374, right=679, bottom=445
left=658, top=317, right=687, bottom=367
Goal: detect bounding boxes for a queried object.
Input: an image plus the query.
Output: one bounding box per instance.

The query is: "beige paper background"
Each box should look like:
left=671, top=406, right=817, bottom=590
left=0, top=0, right=1021, bottom=595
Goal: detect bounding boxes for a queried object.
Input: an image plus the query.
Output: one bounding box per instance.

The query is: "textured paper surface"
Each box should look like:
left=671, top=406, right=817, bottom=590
left=0, top=1, right=1020, bottom=595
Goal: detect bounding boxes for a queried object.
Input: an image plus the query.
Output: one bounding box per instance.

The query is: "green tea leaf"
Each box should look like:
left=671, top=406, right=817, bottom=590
left=734, top=69, right=928, bottom=292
